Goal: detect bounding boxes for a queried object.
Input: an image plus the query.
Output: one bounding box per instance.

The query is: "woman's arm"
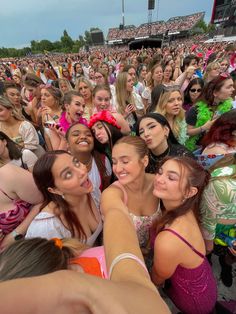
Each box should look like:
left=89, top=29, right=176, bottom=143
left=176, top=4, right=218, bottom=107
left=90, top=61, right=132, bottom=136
left=19, top=121, right=39, bottom=150
left=0, top=270, right=170, bottom=314
left=102, top=187, right=157, bottom=291
left=152, top=232, right=179, bottom=286
left=112, top=113, right=131, bottom=134
left=187, top=120, right=216, bottom=137
left=0, top=204, right=41, bottom=250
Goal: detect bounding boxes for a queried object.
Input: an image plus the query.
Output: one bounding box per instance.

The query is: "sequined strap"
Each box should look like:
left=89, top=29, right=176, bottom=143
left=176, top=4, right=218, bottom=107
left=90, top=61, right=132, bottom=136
left=163, top=228, right=205, bottom=259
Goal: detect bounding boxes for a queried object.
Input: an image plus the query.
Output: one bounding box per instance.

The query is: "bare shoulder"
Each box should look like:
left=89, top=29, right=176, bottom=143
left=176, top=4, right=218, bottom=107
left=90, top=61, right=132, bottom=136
left=0, top=163, right=29, bottom=180
left=102, top=184, right=124, bottom=200
left=101, top=184, right=128, bottom=215
left=154, top=230, right=182, bottom=258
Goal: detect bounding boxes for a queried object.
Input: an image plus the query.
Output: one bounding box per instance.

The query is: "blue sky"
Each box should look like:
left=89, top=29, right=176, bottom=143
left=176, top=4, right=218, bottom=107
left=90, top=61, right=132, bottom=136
left=0, top=0, right=213, bottom=48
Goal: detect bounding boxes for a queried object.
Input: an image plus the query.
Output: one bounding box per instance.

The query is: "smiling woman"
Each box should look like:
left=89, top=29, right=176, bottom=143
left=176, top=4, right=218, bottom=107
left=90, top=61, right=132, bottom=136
left=25, top=150, right=103, bottom=246
left=66, top=123, right=112, bottom=192
left=59, top=90, right=88, bottom=132
left=101, top=136, right=161, bottom=262
left=151, top=156, right=217, bottom=313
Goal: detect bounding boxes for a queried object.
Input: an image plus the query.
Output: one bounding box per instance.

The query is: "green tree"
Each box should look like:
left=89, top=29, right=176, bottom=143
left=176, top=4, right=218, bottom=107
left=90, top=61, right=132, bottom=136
left=72, top=40, right=82, bottom=53
left=195, top=19, right=207, bottom=33
left=39, top=39, right=54, bottom=51
left=60, top=30, right=74, bottom=51
left=207, top=23, right=216, bottom=33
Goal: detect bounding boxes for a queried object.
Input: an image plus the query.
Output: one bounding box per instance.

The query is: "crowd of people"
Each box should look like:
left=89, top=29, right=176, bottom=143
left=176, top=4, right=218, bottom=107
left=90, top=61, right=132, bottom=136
left=107, top=12, right=205, bottom=41
left=0, top=38, right=236, bottom=314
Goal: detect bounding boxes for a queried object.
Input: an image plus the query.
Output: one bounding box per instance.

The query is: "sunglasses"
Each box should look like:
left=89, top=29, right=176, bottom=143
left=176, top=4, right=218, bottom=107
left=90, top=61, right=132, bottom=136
left=190, top=88, right=202, bottom=93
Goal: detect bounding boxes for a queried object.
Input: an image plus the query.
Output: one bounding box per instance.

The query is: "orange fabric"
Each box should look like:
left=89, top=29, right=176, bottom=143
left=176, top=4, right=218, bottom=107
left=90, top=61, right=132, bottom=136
left=70, top=257, right=103, bottom=278
left=10, top=64, right=17, bottom=70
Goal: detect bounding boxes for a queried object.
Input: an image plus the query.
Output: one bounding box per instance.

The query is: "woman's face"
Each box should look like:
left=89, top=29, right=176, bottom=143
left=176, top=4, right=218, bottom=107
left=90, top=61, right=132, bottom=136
left=165, top=91, right=182, bottom=116
left=91, top=121, right=109, bottom=144
left=66, top=95, right=85, bottom=123
left=24, top=84, right=38, bottom=98
left=112, top=143, right=146, bottom=185
left=12, top=75, right=21, bottom=85
left=128, top=68, right=136, bottom=83
left=139, top=118, right=169, bottom=151
left=140, top=66, right=147, bottom=80
left=67, top=124, right=94, bottom=155
left=62, top=69, right=70, bottom=78
left=78, top=82, right=92, bottom=101
left=153, top=159, right=187, bottom=203
left=189, top=83, right=202, bottom=103
left=131, top=58, right=139, bottom=69
left=220, top=60, right=229, bottom=73
left=214, top=78, right=234, bottom=101
left=93, top=90, right=111, bottom=111
left=75, top=64, right=83, bottom=74
left=126, top=74, right=134, bottom=92
left=5, top=88, right=21, bottom=107
left=163, top=66, right=172, bottom=80
left=51, top=153, right=93, bottom=197
left=94, top=72, right=105, bottom=85
left=0, top=105, right=11, bottom=122
left=168, top=59, right=175, bottom=69
left=152, top=66, right=163, bottom=84
left=208, top=66, right=220, bottom=80
left=89, top=68, right=95, bottom=79
left=101, top=64, right=109, bottom=74
left=41, top=88, right=57, bottom=108
left=108, top=65, right=114, bottom=74
left=60, top=82, right=70, bottom=93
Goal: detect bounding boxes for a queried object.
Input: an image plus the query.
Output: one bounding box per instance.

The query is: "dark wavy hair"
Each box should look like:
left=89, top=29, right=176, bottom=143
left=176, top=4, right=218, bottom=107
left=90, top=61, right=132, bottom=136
left=201, top=109, right=236, bottom=148
left=154, top=156, right=210, bottom=233
left=136, top=113, right=179, bottom=145
left=0, top=131, right=22, bottom=160
left=91, top=122, right=123, bottom=157
left=33, top=150, right=92, bottom=239
left=184, top=78, right=204, bottom=105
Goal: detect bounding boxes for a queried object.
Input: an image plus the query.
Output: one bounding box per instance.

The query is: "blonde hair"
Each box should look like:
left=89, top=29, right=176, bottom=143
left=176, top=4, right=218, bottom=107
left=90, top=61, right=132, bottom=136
left=75, top=77, right=93, bottom=93
left=114, top=135, right=149, bottom=159
left=155, top=88, right=184, bottom=139
left=0, top=96, right=24, bottom=121
left=204, top=61, right=220, bottom=81
left=0, top=237, right=87, bottom=281
left=58, top=78, right=73, bottom=94
left=115, top=72, right=135, bottom=115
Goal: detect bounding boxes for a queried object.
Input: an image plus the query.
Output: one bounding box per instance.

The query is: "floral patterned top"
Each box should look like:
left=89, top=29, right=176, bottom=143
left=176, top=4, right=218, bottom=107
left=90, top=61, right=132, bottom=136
left=112, top=181, right=161, bottom=249
left=200, top=165, right=236, bottom=240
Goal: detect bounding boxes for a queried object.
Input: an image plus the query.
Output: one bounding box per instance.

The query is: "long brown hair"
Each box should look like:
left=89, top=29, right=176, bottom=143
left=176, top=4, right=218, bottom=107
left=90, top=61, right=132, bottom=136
left=154, top=156, right=210, bottom=233
left=0, top=238, right=86, bottom=281
left=33, top=150, right=93, bottom=239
